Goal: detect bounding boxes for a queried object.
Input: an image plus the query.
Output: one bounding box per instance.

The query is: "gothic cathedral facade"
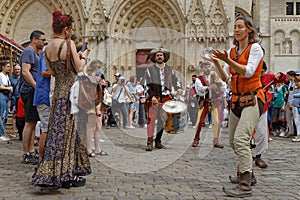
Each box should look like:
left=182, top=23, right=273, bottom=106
left=0, top=0, right=299, bottom=82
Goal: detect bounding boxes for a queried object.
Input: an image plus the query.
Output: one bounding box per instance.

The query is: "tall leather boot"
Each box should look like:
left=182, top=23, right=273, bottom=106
left=223, top=171, right=252, bottom=198
left=229, top=170, right=257, bottom=186
left=229, top=166, right=240, bottom=184
left=229, top=172, right=241, bottom=184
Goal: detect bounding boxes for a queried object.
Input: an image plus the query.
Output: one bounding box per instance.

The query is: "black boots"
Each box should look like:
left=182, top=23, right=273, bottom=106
left=154, top=140, right=164, bottom=149
left=145, top=138, right=165, bottom=151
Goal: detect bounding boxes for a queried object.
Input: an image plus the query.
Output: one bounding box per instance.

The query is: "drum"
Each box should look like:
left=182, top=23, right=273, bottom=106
left=162, top=100, right=188, bottom=134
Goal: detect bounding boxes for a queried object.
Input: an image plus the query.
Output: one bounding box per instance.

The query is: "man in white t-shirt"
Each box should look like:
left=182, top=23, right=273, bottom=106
left=111, top=76, right=132, bottom=128
left=0, top=61, right=13, bottom=141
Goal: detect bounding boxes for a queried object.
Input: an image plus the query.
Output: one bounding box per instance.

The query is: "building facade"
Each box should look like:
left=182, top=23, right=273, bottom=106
left=0, top=0, right=299, bottom=83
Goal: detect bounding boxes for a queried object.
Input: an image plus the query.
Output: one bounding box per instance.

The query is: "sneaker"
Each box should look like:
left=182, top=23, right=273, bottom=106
left=126, top=125, right=135, bottom=129
left=22, top=153, right=38, bottom=165
left=271, top=131, right=278, bottom=137
left=10, top=132, right=18, bottom=138
left=292, top=137, right=300, bottom=142
left=0, top=135, right=10, bottom=141
left=192, top=126, right=196, bottom=129
left=279, top=130, right=285, bottom=137
left=208, top=124, right=213, bottom=129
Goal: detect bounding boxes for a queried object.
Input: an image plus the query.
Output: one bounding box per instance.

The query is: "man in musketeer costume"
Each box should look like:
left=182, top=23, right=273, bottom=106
left=143, top=48, right=182, bottom=151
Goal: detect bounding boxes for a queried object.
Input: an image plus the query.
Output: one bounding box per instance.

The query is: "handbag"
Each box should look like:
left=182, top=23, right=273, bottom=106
left=112, top=86, right=123, bottom=106
left=103, top=91, right=112, bottom=106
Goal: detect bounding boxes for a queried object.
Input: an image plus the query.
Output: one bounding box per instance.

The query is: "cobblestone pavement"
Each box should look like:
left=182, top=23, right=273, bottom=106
left=0, top=125, right=299, bottom=200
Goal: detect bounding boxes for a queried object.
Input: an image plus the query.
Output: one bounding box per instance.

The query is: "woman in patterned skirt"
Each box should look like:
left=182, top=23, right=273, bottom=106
left=32, top=10, right=91, bottom=189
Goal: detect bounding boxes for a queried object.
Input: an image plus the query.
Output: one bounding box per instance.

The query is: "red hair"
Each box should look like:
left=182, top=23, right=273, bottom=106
left=52, top=10, right=73, bottom=34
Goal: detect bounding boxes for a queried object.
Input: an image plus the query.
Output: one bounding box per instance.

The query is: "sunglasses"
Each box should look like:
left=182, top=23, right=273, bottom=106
left=38, top=38, right=47, bottom=42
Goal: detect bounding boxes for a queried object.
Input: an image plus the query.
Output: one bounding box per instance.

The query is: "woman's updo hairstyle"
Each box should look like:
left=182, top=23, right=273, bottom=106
left=52, top=10, right=74, bottom=34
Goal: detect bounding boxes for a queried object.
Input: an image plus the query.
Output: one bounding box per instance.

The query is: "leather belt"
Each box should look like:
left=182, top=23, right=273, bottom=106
left=232, top=90, right=257, bottom=96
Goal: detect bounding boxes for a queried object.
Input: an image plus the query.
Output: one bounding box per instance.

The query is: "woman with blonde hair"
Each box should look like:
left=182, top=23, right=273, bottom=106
left=84, top=59, right=107, bottom=157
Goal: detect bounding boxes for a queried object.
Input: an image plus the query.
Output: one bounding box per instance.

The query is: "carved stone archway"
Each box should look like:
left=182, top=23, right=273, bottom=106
left=109, top=0, right=184, bottom=34
left=107, top=0, right=185, bottom=80
left=0, top=0, right=86, bottom=44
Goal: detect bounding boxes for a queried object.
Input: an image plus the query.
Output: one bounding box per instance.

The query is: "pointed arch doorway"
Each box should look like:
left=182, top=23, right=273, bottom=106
left=135, top=19, right=162, bottom=81
left=108, top=0, right=185, bottom=81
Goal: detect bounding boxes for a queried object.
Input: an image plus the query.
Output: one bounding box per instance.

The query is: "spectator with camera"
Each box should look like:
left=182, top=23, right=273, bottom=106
left=111, top=76, right=132, bottom=129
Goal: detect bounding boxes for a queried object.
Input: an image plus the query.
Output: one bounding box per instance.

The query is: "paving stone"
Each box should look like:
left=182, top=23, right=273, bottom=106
left=0, top=126, right=299, bottom=199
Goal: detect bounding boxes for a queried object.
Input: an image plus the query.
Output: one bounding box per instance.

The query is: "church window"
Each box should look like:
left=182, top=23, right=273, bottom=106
left=286, top=1, right=300, bottom=15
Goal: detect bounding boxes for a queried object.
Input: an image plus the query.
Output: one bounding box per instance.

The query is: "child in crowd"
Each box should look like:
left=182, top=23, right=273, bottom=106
left=15, top=97, right=25, bottom=141
left=270, top=82, right=287, bottom=136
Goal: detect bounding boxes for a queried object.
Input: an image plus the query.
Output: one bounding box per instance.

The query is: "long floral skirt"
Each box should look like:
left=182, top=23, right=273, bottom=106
left=32, top=97, right=91, bottom=187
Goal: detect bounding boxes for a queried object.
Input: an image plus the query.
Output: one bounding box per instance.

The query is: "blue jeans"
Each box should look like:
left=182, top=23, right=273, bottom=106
left=138, top=101, right=146, bottom=125
left=112, top=101, right=128, bottom=128
left=0, top=93, right=9, bottom=136
left=268, top=101, right=274, bottom=128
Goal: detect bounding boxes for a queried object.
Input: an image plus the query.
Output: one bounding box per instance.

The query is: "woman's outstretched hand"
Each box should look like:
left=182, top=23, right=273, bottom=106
left=212, top=49, right=228, bottom=62
left=200, top=49, right=226, bottom=65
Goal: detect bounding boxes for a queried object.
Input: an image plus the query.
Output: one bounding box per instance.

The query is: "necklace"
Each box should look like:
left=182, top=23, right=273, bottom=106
left=52, top=36, right=65, bottom=39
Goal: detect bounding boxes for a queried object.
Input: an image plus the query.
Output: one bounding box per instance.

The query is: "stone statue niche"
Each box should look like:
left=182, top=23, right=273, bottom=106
left=283, top=39, right=292, bottom=54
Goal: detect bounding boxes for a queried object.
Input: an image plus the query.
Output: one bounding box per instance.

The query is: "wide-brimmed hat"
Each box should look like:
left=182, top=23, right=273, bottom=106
left=149, top=47, right=170, bottom=63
